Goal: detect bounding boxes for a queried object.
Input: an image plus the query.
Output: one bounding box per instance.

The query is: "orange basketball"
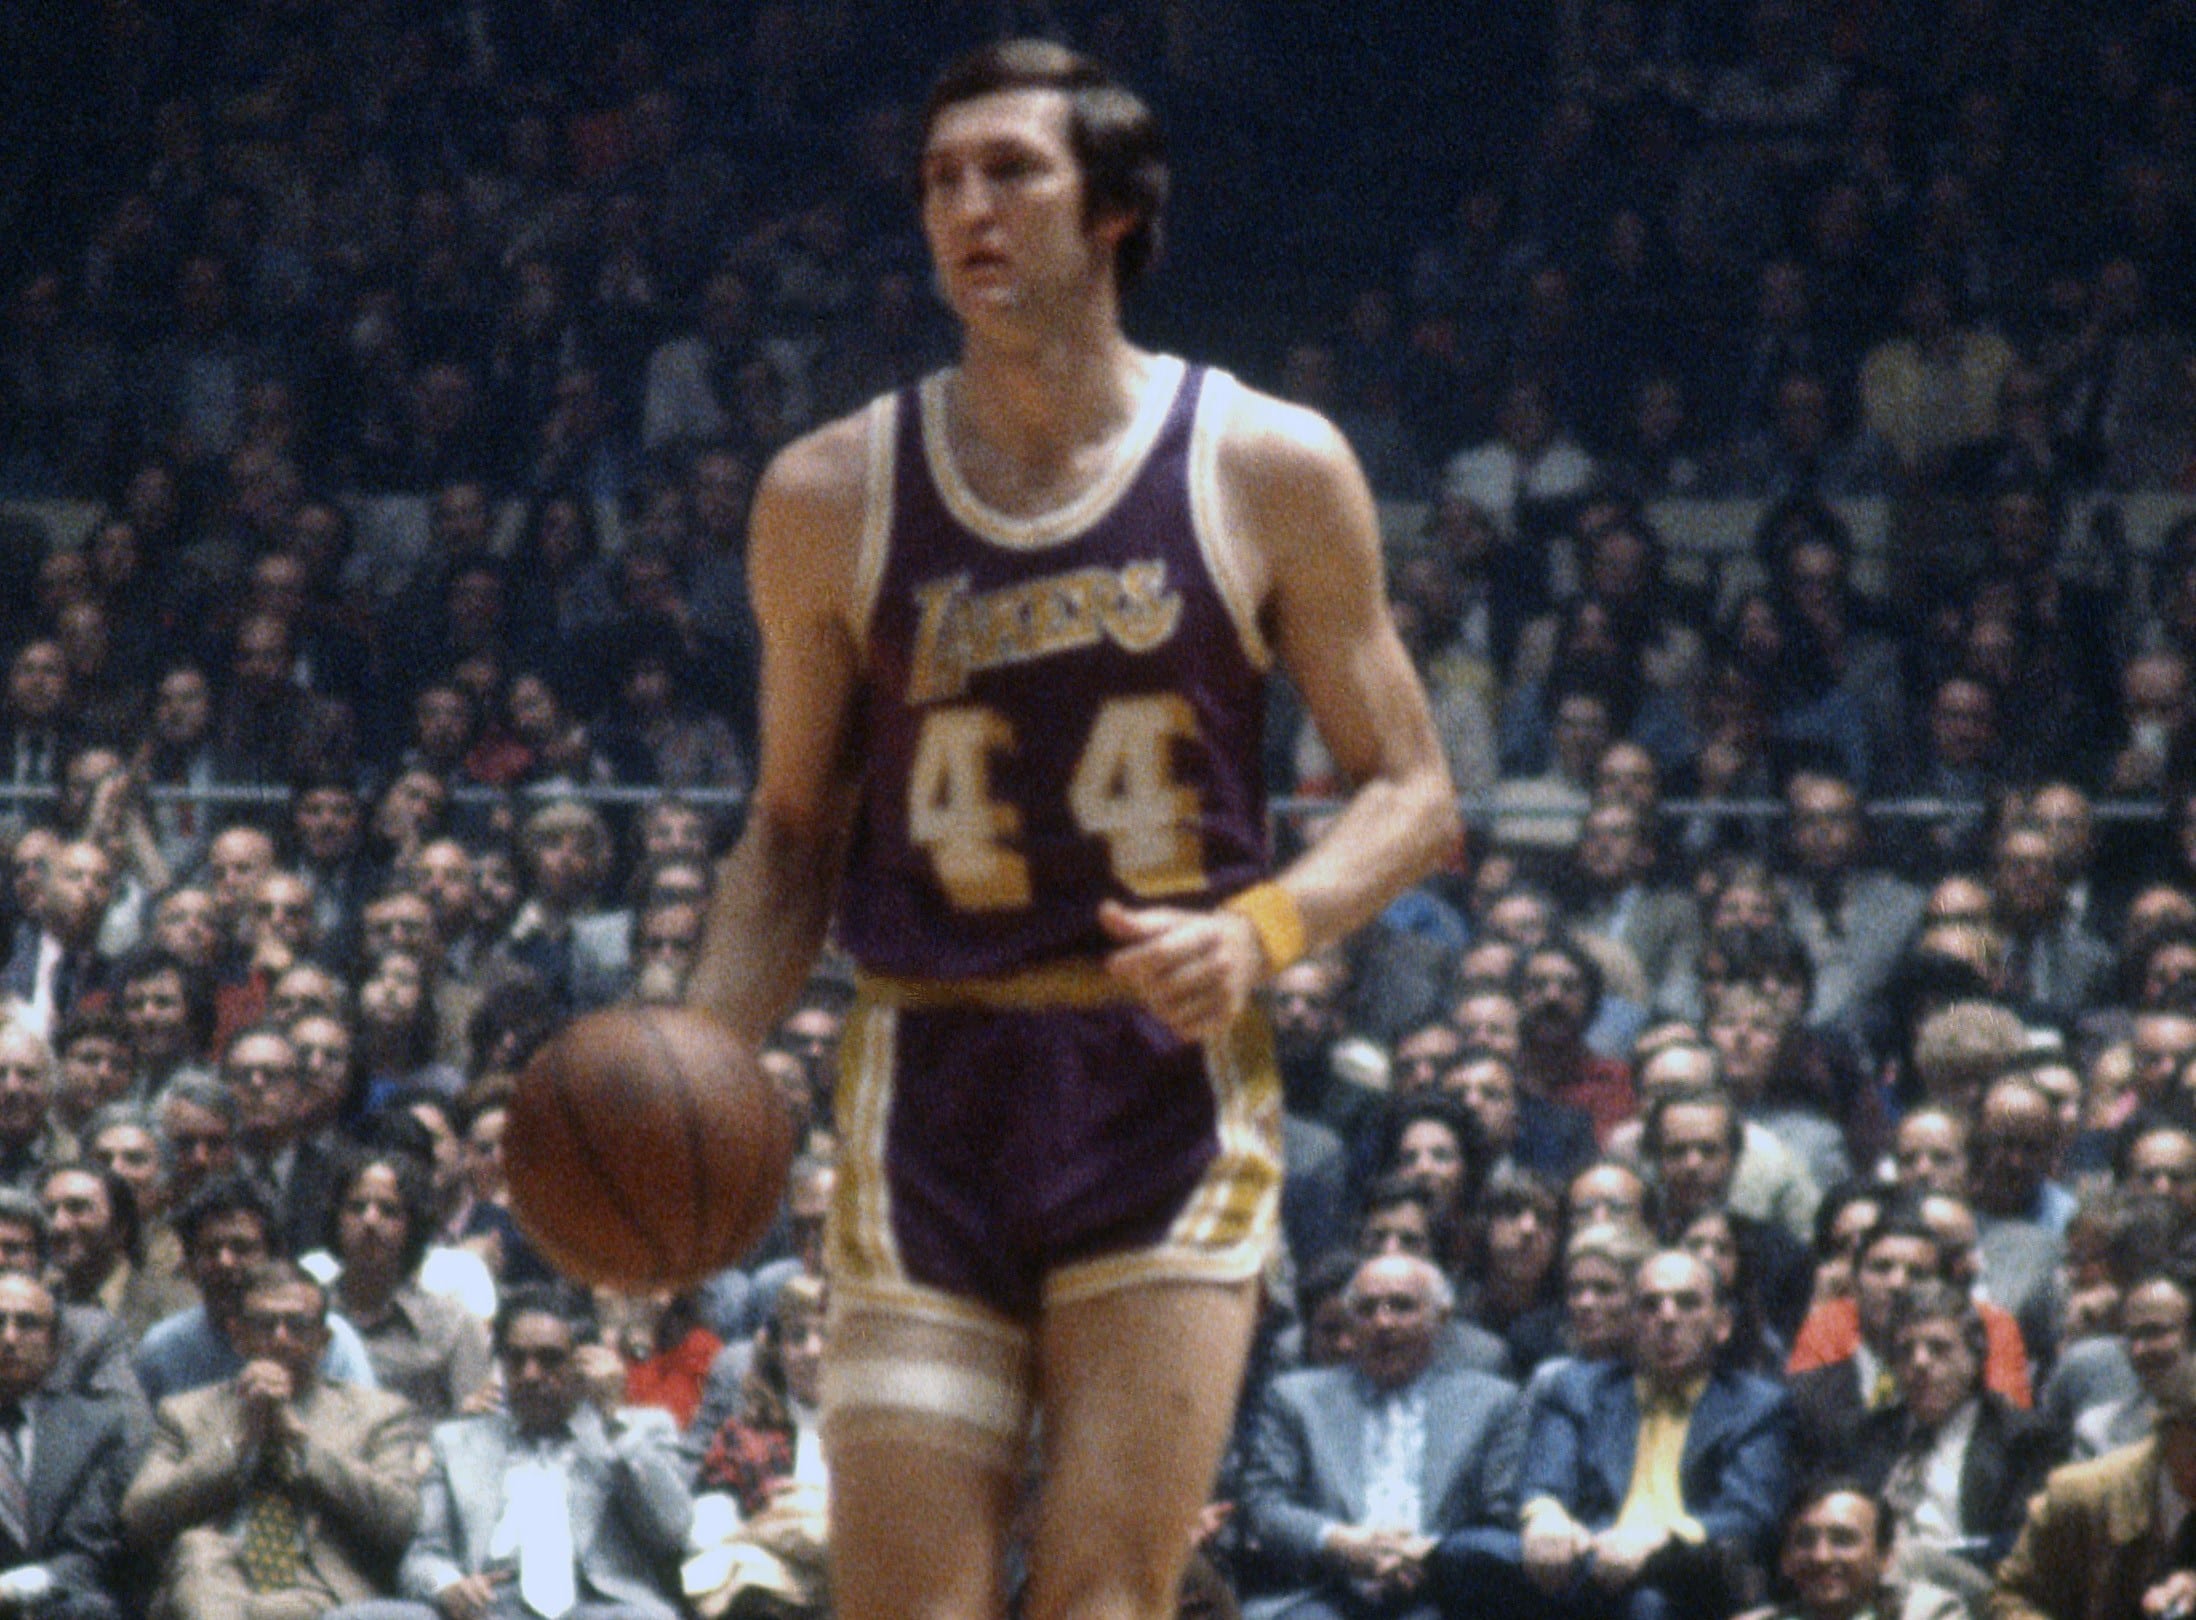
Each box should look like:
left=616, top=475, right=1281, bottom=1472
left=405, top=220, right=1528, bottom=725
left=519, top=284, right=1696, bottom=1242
left=506, top=1005, right=793, bottom=1293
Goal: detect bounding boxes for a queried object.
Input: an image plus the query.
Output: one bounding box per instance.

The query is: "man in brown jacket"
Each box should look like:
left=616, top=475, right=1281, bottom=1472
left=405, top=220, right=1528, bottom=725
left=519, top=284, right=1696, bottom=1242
left=121, top=1260, right=421, bottom=1620
left=1991, top=1357, right=2196, bottom=1620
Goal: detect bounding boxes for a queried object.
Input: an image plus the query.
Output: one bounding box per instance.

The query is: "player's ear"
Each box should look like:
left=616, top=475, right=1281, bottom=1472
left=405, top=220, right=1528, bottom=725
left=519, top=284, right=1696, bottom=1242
left=1089, top=205, right=1136, bottom=253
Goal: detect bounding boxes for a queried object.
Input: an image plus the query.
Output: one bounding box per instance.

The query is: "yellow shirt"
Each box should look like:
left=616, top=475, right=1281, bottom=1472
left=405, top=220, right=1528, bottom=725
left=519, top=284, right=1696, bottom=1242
left=1613, top=1376, right=1707, bottom=1543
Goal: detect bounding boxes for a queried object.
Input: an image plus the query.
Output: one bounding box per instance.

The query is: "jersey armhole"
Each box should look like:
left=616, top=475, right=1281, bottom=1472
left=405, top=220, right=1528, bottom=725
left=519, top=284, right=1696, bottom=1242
left=850, top=392, right=899, bottom=644
left=1189, top=370, right=1273, bottom=672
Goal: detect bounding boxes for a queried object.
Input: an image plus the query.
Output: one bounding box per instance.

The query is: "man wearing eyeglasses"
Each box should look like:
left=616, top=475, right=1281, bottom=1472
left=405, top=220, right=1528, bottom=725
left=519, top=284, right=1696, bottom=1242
left=1434, top=1248, right=1793, bottom=1618
left=134, top=1172, right=378, bottom=1407
left=329, top=1283, right=693, bottom=1620
left=121, top=1259, right=422, bottom=1620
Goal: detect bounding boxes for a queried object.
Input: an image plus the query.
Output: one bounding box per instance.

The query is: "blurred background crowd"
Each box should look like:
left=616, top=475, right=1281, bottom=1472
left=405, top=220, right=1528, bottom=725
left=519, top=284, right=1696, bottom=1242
left=3, top=2, right=2196, bottom=1618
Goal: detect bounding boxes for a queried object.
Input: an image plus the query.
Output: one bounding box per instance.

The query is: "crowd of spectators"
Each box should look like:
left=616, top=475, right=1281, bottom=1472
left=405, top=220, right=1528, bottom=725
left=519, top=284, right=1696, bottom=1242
left=9, top=3, right=2196, bottom=1620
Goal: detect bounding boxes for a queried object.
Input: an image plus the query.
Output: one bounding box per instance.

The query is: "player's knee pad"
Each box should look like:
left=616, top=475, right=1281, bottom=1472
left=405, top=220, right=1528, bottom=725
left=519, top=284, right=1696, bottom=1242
left=822, top=1284, right=1033, bottom=1474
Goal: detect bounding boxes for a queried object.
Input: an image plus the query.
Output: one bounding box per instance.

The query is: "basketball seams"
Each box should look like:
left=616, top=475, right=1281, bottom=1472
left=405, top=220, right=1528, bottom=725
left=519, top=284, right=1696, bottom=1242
left=508, top=1007, right=791, bottom=1292
left=543, top=1039, right=676, bottom=1287
left=635, top=1010, right=715, bottom=1274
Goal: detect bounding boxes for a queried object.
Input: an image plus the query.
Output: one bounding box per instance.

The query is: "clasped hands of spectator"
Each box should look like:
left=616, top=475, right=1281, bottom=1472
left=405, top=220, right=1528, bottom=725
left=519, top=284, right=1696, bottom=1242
left=1323, top=1524, right=1435, bottom=1594
left=237, top=1357, right=306, bottom=1459
left=1523, top=1503, right=1670, bottom=1593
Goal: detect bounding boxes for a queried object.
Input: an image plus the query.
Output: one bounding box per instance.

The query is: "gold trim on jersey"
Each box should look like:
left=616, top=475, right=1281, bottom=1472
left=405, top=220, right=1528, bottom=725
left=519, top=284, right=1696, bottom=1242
left=918, top=356, right=1189, bottom=551
left=851, top=392, right=899, bottom=645
left=1187, top=368, right=1273, bottom=671
left=853, top=961, right=1135, bottom=1010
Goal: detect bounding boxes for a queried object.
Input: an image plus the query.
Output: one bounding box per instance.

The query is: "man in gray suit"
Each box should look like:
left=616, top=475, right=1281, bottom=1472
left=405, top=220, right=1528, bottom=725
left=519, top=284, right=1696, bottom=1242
left=1567, top=800, right=1700, bottom=1019
left=1778, top=771, right=1924, bottom=1041
left=332, top=1284, right=692, bottom=1620
left=0, top=1272, right=133, bottom=1619
left=1240, top=1254, right=1522, bottom=1620
left=1988, top=817, right=2114, bottom=1030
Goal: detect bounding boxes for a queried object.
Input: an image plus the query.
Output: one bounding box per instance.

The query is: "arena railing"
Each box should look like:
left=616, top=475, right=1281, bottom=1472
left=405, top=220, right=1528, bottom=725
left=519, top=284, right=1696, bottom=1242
left=0, top=783, right=2167, bottom=828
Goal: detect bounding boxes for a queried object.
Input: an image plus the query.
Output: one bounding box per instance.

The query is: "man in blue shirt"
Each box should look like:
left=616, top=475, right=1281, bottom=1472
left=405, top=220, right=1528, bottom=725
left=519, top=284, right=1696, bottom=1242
left=135, top=1173, right=376, bottom=1406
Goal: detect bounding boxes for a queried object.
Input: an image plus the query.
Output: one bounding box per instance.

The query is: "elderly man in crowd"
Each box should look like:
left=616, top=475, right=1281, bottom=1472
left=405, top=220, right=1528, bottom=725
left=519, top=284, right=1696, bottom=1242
left=0, top=1024, right=72, bottom=1194
left=221, top=1023, right=337, bottom=1257
left=1434, top=1247, right=1792, bottom=1618
left=1241, top=1253, right=1523, bottom=1619
left=1852, top=1283, right=2055, bottom=1598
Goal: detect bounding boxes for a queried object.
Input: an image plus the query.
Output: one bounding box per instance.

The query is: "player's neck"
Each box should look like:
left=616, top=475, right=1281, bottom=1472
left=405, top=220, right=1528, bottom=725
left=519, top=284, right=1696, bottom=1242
left=950, top=311, right=1146, bottom=468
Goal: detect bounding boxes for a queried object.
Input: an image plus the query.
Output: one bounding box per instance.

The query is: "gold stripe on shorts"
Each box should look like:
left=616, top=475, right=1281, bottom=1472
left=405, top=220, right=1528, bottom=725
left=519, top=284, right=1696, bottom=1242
left=1046, top=1008, right=1283, bottom=1308
left=830, top=998, right=905, bottom=1289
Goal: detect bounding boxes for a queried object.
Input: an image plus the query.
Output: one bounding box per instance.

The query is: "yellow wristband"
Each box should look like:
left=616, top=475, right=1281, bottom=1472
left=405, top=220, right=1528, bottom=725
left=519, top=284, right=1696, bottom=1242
left=1224, top=881, right=1307, bottom=976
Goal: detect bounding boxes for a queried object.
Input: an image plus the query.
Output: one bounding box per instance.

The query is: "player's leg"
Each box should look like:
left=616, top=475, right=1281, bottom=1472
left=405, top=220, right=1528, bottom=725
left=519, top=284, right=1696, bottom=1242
left=830, top=1419, right=1019, bottom=1620
left=1020, top=1279, right=1260, bottom=1620
left=824, top=1289, right=1035, bottom=1620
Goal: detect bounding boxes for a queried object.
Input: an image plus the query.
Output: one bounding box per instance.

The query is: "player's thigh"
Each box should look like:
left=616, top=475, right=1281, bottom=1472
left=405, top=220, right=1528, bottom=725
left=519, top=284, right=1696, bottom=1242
left=823, top=1288, right=1034, bottom=1620
left=1023, top=1279, right=1259, bottom=1620
left=829, top=1414, right=1019, bottom=1620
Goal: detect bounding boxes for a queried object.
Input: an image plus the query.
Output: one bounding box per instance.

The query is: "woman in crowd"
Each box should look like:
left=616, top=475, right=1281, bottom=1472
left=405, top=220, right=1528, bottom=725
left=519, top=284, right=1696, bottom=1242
left=692, top=1273, right=830, bottom=1619
left=320, top=1145, right=493, bottom=1419
left=1678, top=1204, right=1789, bottom=1374
left=354, top=947, right=461, bottom=1112
left=1459, top=1165, right=1568, bottom=1372
left=1371, top=1091, right=1489, bottom=1252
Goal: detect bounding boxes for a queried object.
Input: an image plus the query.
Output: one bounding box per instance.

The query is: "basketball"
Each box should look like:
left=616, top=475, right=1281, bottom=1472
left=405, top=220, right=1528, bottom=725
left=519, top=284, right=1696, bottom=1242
left=506, top=1005, right=794, bottom=1293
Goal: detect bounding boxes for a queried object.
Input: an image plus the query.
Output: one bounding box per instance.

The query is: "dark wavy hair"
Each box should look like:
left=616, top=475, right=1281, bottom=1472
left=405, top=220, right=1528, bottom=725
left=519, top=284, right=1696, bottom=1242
left=921, top=39, right=1169, bottom=292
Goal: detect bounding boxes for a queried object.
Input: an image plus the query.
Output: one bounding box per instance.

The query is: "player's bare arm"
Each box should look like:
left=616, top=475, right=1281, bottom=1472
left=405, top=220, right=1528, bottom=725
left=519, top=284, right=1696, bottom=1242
left=1103, top=390, right=1459, bottom=1038
left=687, top=412, right=872, bottom=1049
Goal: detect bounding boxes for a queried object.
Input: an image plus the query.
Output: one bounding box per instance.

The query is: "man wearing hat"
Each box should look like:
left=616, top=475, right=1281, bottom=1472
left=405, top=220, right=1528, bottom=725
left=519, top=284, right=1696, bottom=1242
left=1990, top=1356, right=2196, bottom=1619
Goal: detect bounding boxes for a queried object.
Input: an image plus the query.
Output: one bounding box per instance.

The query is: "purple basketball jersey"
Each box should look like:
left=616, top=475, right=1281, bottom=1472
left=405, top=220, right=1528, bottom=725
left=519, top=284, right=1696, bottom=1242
left=838, top=359, right=1270, bottom=978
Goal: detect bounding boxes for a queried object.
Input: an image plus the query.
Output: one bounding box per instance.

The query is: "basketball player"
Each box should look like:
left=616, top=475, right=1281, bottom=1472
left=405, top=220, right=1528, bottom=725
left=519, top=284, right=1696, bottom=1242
left=688, top=40, right=1457, bottom=1620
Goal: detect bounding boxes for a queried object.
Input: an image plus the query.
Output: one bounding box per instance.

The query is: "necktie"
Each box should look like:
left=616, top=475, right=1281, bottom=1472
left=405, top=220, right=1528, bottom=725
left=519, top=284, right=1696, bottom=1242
left=1813, top=882, right=1843, bottom=939
left=0, top=1406, right=30, bottom=1549
left=1616, top=1388, right=1693, bottom=1537
left=1363, top=1392, right=1424, bottom=1535
left=238, top=1490, right=303, bottom=1591
left=500, top=1457, right=576, bottom=1619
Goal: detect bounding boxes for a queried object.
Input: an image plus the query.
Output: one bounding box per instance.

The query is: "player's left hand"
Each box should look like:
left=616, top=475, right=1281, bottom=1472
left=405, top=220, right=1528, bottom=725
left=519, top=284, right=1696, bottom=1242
left=1100, top=900, right=1264, bottom=1042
